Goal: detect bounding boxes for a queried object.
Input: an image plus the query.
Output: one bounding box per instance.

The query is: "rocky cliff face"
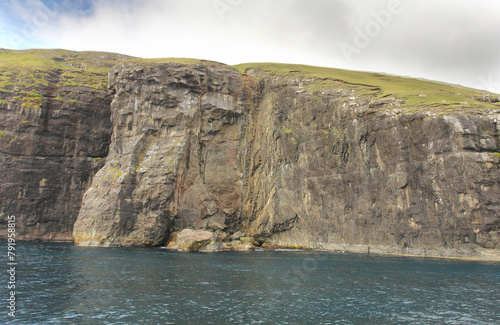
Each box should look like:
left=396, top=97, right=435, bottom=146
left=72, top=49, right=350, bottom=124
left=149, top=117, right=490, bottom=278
left=72, top=61, right=500, bottom=259
left=72, top=62, right=245, bottom=246
left=0, top=50, right=128, bottom=240
left=239, top=71, right=500, bottom=258
left=0, top=76, right=112, bottom=240
left=2, top=50, right=499, bottom=259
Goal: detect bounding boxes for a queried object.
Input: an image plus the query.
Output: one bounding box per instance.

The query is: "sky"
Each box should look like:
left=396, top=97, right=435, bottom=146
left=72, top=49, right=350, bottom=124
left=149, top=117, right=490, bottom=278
left=0, top=0, right=499, bottom=93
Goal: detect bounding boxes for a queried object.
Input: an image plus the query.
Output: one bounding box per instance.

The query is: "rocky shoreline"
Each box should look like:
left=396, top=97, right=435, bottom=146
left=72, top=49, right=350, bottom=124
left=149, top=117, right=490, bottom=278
left=72, top=227, right=500, bottom=262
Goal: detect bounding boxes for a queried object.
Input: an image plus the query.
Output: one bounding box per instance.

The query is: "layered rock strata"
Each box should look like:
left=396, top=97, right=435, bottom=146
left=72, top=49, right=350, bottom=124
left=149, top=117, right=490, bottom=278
left=73, top=63, right=244, bottom=246
left=1, top=51, right=498, bottom=259
left=0, top=78, right=112, bottom=240
left=72, top=62, right=500, bottom=259
left=239, top=72, right=500, bottom=258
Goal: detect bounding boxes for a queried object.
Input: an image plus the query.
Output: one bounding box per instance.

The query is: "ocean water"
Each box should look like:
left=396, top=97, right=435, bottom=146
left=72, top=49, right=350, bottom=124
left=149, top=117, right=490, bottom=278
left=1, top=242, right=499, bottom=324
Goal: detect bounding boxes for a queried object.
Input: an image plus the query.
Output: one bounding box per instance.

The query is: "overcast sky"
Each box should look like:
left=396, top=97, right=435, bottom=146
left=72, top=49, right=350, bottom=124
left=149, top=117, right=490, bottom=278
left=0, top=0, right=499, bottom=93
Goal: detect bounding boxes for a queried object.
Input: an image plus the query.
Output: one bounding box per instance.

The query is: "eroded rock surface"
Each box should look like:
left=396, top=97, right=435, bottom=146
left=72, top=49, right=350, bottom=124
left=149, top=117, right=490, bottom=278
left=239, top=72, right=500, bottom=258
left=72, top=63, right=500, bottom=259
left=73, top=62, right=244, bottom=246
left=0, top=78, right=112, bottom=240
left=1, top=51, right=498, bottom=259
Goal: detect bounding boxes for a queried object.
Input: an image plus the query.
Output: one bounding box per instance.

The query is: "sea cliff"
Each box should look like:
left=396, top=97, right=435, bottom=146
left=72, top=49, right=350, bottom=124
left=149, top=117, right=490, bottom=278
left=1, top=50, right=499, bottom=259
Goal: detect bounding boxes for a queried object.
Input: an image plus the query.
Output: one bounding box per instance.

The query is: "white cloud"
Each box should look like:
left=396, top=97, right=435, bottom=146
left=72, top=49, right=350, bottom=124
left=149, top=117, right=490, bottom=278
left=1, top=0, right=499, bottom=93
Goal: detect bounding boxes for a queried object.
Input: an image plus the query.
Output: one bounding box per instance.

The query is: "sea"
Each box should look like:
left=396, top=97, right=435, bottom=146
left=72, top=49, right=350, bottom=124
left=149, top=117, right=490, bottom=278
left=1, top=241, right=499, bottom=324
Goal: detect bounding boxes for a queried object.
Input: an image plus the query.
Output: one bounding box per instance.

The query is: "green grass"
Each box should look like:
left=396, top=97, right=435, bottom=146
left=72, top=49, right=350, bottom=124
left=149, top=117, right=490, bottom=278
left=11, top=90, right=43, bottom=109
left=233, top=62, right=499, bottom=110
left=0, top=50, right=229, bottom=94
left=0, top=49, right=132, bottom=91
left=127, top=57, right=225, bottom=66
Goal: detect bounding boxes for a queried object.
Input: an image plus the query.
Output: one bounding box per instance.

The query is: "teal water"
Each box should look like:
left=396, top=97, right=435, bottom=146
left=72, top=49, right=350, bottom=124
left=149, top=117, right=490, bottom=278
left=1, top=242, right=499, bottom=324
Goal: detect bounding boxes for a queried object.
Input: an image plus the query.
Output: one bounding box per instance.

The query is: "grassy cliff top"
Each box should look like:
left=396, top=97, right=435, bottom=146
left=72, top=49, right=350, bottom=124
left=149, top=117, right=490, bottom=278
left=1, top=49, right=498, bottom=110
left=0, top=49, right=226, bottom=92
left=126, top=57, right=228, bottom=67
left=234, top=62, right=499, bottom=110
left=0, top=49, right=134, bottom=91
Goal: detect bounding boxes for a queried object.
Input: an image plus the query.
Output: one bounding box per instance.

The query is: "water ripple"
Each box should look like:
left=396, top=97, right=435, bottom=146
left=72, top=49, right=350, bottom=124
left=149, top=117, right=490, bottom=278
left=0, top=242, right=498, bottom=324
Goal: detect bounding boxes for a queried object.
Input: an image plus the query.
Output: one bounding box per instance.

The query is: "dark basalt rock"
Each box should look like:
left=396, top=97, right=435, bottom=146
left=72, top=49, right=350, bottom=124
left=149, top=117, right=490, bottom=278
left=239, top=72, right=500, bottom=258
left=73, top=62, right=244, bottom=246
left=0, top=80, right=112, bottom=240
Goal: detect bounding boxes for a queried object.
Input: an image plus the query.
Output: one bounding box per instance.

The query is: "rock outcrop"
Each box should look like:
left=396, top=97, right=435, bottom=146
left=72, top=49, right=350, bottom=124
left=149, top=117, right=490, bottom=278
left=1, top=50, right=499, bottom=259
left=239, top=72, right=500, bottom=258
left=0, top=49, right=124, bottom=240
left=72, top=61, right=499, bottom=259
left=72, top=62, right=244, bottom=246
